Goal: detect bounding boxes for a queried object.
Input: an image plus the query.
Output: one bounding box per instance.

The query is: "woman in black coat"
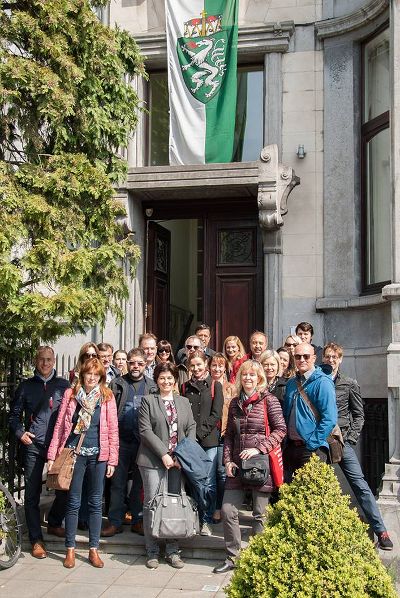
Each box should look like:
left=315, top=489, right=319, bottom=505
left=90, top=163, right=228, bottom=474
left=182, top=350, right=223, bottom=536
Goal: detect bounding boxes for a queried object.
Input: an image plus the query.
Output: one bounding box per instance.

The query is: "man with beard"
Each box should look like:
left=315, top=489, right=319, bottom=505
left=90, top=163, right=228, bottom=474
left=101, top=348, right=157, bottom=537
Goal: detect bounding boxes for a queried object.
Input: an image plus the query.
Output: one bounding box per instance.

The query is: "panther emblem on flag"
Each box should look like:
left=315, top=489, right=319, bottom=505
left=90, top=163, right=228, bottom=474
left=177, top=11, right=227, bottom=104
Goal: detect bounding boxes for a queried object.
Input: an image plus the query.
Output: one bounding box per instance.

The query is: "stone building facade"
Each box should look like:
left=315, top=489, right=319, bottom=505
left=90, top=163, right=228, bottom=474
left=54, top=0, right=399, bottom=516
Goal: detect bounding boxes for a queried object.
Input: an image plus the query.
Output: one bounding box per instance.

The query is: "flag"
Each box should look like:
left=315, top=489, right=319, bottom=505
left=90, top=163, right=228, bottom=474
left=166, top=0, right=239, bottom=165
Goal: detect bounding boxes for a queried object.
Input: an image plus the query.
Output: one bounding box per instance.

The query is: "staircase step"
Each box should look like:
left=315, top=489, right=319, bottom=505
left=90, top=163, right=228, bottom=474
left=24, top=515, right=252, bottom=561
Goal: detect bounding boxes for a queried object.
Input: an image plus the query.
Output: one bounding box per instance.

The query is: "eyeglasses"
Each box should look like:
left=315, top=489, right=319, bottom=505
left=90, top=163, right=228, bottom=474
left=294, top=354, right=312, bottom=361
left=127, top=361, right=146, bottom=366
left=158, top=348, right=170, bottom=354
left=84, top=353, right=97, bottom=358
left=285, top=343, right=296, bottom=347
left=324, top=354, right=339, bottom=361
left=186, top=345, right=201, bottom=350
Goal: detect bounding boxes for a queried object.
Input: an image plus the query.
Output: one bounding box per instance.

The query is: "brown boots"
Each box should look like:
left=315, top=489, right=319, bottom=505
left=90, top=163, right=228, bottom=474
left=63, top=547, right=104, bottom=568
left=88, top=548, right=104, bottom=568
left=63, top=548, right=75, bottom=568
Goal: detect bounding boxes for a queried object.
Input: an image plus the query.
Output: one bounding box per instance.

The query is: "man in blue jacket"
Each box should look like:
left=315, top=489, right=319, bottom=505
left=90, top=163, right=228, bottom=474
left=9, top=346, right=69, bottom=559
left=283, top=342, right=337, bottom=482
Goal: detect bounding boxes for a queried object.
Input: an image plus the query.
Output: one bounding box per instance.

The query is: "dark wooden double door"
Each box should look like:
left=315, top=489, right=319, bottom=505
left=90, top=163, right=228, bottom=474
left=146, top=206, right=263, bottom=352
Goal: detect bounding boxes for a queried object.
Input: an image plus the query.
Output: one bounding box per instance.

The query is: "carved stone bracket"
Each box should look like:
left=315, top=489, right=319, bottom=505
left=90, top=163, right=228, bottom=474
left=257, top=144, right=300, bottom=234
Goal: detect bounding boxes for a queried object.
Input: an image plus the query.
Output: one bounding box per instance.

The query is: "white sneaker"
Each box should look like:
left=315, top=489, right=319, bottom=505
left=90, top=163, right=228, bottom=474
left=200, top=522, right=212, bottom=536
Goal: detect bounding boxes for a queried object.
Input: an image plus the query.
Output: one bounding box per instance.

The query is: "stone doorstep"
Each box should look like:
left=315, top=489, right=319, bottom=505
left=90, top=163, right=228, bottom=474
left=26, top=495, right=252, bottom=560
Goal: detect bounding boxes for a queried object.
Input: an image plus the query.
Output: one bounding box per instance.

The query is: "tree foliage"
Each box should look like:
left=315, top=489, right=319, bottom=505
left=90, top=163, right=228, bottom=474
left=226, top=456, right=396, bottom=598
left=0, top=0, right=145, bottom=355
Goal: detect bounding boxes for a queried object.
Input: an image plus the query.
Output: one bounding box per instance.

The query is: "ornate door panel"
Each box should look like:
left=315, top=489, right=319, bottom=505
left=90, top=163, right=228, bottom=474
left=146, top=222, right=170, bottom=339
left=204, top=217, right=263, bottom=351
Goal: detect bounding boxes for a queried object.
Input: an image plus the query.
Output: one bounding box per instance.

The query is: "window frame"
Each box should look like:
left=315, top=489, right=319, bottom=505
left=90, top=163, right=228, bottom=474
left=360, top=25, right=391, bottom=294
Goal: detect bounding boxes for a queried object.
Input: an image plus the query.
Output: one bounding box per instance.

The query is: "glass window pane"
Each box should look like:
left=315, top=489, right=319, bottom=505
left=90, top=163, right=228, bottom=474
left=149, top=73, right=169, bottom=166
left=365, top=127, right=391, bottom=285
left=364, top=29, right=389, bottom=123
left=233, top=69, right=264, bottom=162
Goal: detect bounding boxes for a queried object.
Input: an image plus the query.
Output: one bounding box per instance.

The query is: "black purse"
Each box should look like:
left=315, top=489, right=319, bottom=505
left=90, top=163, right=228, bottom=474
left=240, top=454, right=270, bottom=486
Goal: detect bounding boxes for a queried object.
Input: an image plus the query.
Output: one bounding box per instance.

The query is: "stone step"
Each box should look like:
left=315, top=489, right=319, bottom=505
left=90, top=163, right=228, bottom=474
left=24, top=513, right=253, bottom=561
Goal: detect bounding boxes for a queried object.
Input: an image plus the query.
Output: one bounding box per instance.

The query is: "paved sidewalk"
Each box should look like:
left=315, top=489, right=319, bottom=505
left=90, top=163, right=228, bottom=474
left=0, top=550, right=233, bottom=598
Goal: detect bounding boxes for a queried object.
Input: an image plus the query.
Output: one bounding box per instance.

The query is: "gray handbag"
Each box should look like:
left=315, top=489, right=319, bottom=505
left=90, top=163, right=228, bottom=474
left=149, top=470, right=199, bottom=540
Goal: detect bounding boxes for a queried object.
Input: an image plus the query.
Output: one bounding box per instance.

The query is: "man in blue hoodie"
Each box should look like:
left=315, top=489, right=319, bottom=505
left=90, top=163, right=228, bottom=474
left=283, top=342, right=337, bottom=482
left=9, top=346, right=70, bottom=559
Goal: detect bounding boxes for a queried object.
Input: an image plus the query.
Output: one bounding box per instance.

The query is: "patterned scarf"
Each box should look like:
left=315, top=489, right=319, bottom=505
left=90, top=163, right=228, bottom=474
left=74, top=385, right=102, bottom=434
left=238, top=389, right=259, bottom=416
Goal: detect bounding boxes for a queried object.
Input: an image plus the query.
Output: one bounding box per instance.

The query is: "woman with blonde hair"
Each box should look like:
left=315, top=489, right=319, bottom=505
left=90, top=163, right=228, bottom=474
left=260, top=349, right=288, bottom=406
left=223, top=335, right=246, bottom=383
left=48, top=358, right=119, bottom=569
left=283, top=334, right=301, bottom=356
left=213, top=359, right=286, bottom=574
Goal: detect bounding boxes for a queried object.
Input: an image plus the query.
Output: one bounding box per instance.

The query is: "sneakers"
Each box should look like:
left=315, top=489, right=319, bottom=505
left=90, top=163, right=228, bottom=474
left=166, top=553, right=184, bottom=569
left=200, top=522, right=212, bottom=536
left=146, top=557, right=159, bottom=569
left=377, top=531, right=393, bottom=551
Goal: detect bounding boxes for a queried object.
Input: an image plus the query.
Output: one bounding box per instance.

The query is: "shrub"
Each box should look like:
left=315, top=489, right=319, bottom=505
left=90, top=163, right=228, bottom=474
left=225, top=455, right=396, bottom=598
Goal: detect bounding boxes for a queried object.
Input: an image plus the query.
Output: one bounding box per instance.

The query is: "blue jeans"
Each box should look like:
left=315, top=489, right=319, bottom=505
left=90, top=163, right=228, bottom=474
left=338, top=442, right=385, bottom=534
left=215, top=443, right=226, bottom=511
left=24, top=443, right=67, bottom=543
left=108, top=440, right=142, bottom=527
left=65, top=454, right=106, bottom=548
left=201, top=446, right=218, bottom=525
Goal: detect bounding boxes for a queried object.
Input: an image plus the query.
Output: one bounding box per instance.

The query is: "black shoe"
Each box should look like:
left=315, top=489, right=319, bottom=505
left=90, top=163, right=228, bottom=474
left=213, top=559, right=235, bottom=574
left=377, top=531, right=393, bottom=551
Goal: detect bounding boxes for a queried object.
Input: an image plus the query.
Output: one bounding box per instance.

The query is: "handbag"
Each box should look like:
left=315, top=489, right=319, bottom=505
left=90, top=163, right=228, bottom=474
left=47, top=433, right=86, bottom=491
left=263, top=400, right=284, bottom=487
left=240, top=454, right=270, bottom=486
left=296, top=382, right=344, bottom=464
left=149, top=470, right=199, bottom=540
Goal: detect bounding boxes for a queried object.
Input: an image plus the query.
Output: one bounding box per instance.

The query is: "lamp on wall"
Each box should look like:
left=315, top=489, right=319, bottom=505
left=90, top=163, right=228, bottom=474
left=296, top=144, right=306, bottom=159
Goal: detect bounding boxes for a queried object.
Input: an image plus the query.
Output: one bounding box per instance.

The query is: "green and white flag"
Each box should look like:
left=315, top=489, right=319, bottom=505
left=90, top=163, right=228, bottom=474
left=166, top=0, right=239, bottom=165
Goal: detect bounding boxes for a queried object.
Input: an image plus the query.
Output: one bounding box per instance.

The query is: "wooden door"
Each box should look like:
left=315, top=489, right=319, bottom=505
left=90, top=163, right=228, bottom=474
left=146, top=222, right=170, bottom=339
left=204, top=216, right=263, bottom=351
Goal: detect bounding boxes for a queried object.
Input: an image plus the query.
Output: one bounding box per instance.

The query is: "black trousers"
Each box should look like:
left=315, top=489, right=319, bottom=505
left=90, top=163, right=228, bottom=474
left=283, top=440, right=328, bottom=484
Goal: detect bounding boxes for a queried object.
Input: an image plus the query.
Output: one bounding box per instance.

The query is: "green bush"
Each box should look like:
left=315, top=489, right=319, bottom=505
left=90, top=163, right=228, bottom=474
left=225, top=455, right=396, bottom=598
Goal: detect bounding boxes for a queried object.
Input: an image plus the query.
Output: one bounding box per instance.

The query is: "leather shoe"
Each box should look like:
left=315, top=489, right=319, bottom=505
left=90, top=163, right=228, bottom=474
left=213, top=559, right=235, bottom=574
left=47, top=525, right=65, bottom=538
left=100, top=523, right=123, bottom=537
left=31, top=541, right=47, bottom=559
left=131, top=521, right=144, bottom=536
left=63, top=548, right=75, bottom=569
left=89, top=548, right=104, bottom=568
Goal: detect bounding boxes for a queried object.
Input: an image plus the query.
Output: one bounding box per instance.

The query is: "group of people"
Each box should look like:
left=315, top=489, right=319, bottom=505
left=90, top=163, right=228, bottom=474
left=8, top=321, right=393, bottom=574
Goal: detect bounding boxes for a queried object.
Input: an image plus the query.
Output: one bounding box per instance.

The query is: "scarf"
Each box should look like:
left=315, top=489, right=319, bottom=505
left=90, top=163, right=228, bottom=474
left=74, top=385, right=102, bottom=434
left=191, top=370, right=209, bottom=382
left=238, top=389, right=259, bottom=416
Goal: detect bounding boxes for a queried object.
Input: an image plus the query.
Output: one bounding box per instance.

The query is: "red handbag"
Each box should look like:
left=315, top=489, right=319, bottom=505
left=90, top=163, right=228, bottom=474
left=263, top=399, right=284, bottom=487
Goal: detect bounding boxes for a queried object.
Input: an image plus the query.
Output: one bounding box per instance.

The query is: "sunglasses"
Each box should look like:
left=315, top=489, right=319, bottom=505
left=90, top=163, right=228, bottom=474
left=158, top=348, right=170, bottom=354
left=84, top=352, right=97, bottom=358
left=127, top=361, right=145, bottom=366
left=186, top=345, right=201, bottom=350
left=294, top=354, right=312, bottom=361
left=285, top=342, right=296, bottom=347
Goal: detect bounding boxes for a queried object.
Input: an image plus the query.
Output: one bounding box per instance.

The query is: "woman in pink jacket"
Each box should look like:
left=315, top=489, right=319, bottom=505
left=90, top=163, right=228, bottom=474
left=48, top=358, right=119, bottom=569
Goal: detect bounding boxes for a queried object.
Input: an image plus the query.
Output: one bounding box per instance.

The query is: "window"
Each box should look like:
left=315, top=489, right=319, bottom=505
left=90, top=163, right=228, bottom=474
left=361, top=28, right=391, bottom=290
left=148, top=67, right=263, bottom=166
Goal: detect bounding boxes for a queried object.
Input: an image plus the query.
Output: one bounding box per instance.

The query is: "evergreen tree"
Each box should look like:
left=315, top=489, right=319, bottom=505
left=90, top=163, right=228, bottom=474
left=226, top=456, right=396, bottom=598
left=0, top=0, right=145, bottom=355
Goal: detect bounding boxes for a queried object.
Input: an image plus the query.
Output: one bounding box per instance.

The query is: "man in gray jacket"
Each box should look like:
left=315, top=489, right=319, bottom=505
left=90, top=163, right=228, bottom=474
left=323, top=342, right=393, bottom=551
left=101, top=348, right=157, bottom=537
